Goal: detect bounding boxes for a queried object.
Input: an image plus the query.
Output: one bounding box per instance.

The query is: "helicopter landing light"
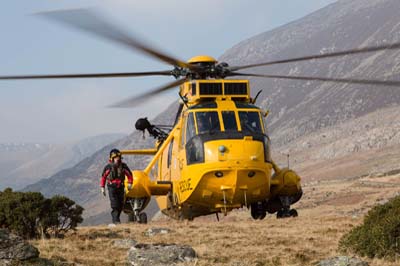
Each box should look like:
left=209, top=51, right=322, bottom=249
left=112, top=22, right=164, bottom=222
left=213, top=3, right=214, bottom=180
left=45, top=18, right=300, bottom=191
left=215, top=171, right=223, bottom=178
left=218, top=145, right=226, bottom=153
left=248, top=171, right=256, bottom=178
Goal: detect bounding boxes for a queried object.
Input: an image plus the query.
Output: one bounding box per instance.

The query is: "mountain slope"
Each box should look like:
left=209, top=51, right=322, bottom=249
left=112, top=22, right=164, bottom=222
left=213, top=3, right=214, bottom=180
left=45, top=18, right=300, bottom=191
left=221, top=0, right=400, bottom=147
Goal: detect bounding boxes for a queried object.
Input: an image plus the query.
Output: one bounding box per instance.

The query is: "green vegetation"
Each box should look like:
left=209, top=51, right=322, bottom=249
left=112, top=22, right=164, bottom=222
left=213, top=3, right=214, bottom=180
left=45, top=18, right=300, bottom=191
left=339, top=195, right=400, bottom=259
left=0, top=188, right=83, bottom=239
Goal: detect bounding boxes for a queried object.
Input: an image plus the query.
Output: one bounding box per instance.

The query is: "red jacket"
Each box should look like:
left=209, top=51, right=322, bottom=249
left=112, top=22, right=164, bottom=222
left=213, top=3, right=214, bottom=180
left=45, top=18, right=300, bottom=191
left=100, top=162, right=133, bottom=188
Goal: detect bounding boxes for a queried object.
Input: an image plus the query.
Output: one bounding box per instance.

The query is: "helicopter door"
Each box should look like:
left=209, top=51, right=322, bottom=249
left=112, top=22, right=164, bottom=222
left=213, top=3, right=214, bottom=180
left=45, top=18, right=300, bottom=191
left=159, top=138, right=172, bottom=181
left=177, top=112, right=195, bottom=170
left=170, top=136, right=184, bottom=181
left=186, top=112, right=196, bottom=140
left=185, top=112, right=206, bottom=164
left=167, top=139, right=174, bottom=168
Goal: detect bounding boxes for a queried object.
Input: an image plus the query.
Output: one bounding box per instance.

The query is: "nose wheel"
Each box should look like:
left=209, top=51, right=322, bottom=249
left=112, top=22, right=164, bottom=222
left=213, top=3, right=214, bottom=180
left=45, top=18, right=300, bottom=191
left=276, top=208, right=298, bottom=218
left=127, top=198, right=148, bottom=224
left=128, top=212, right=137, bottom=222
left=128, top=211, right=148, bottom=224
left=139, top=212, right=147, bottom=223
left=250, top=201, right=267, bottom=220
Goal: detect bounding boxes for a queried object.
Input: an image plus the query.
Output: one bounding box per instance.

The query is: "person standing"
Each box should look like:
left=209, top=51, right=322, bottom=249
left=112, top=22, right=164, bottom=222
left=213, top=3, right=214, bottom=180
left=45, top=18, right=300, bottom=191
left=100, top=149, right=133, bottom=224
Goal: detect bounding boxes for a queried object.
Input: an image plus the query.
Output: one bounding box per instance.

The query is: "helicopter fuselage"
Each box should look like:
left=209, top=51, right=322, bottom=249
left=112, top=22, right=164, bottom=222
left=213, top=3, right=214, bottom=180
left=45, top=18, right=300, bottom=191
left=124, top=79, right=302, bottom=220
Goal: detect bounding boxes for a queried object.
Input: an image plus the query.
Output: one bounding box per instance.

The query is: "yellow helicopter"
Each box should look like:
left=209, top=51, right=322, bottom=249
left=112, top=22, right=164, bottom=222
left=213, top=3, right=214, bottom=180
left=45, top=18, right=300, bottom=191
left=121, top=55, right=303, bottom=223
left=2, top=9, right=400, bottom=223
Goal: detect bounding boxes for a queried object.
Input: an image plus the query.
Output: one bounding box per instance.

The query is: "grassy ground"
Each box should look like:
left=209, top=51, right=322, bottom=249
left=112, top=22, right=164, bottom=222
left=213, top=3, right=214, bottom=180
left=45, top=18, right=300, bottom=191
left=31, top=173, right=400, bottom=266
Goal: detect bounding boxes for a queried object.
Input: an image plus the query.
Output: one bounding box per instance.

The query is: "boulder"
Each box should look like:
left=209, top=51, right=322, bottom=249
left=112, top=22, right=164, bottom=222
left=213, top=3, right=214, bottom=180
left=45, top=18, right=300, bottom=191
left=143, top=228, right=172, bottom=237
left=0, top=229, right=39, bottom=261
left=113, top=239, right=137, bottom=248
left=127, top=243, right=196, bottom=266
left=317, top=256, right=369, bottom=266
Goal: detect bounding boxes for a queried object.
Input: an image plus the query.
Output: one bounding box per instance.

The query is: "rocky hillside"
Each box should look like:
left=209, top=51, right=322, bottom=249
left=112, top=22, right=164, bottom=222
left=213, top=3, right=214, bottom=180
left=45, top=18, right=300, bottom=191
left=221, top=0, right=400, bottom=147
left=0, top=133, right=125, bottom=190
left=272, top=105, right=400, bottom=181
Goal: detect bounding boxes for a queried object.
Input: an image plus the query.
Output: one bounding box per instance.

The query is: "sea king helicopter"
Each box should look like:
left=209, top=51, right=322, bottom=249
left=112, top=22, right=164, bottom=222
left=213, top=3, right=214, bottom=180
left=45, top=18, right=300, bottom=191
left=2, top=9, right=400, bottom=223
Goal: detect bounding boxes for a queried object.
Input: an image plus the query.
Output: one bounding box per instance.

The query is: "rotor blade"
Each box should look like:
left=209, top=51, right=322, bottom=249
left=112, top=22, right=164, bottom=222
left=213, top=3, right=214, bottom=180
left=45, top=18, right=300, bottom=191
left=38, top=9, right=195, bottom=70
left=231, top=72, right=400, bottom=87
left=0, top=71, right=173, bottom=80
left=230, top=42, right=400, bottom=71
left=109, top=77, right=188, bottom=108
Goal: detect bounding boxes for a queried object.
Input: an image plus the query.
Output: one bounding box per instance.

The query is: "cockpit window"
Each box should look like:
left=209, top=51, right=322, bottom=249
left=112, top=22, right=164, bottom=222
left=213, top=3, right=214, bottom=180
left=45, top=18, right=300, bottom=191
left=186, top=112, right=196, bottom=143
left=239, top=111, right=262, bottom=133
left=222, top=111, right=238, bottom=131
left=195, top=111, right=221, bottom=134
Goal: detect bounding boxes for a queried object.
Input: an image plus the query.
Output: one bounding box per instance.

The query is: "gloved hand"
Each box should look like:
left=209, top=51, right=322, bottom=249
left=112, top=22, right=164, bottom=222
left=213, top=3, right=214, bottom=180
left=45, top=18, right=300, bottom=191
left=101, top=187, right=106, bottom=197
left=127, top=183, right=132, bottom=190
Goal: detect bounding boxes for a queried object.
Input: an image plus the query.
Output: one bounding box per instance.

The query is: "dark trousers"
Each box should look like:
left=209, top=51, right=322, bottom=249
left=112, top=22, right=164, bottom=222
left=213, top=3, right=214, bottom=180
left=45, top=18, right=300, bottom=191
left=107, top=185, right=125, bottom=223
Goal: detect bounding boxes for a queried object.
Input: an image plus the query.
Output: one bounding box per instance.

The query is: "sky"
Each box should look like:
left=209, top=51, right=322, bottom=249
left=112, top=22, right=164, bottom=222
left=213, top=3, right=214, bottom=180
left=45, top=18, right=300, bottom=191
left=0, top=0, right=336, bottom=143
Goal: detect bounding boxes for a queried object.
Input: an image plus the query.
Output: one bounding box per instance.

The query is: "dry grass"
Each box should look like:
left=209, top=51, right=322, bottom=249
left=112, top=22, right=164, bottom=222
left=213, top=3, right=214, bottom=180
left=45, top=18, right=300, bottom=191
left=31, top=174, right=400, bottom=266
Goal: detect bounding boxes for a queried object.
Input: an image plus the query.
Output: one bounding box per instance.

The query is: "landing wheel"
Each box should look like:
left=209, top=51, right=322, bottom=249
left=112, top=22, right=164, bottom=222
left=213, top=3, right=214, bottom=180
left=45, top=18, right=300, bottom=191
left=258, top=212, right=266, bottom=220
left=251, top=202, right=267, bottom=220
left=250, top=205, right=259, bottom=220
left=128, top=213, right=137, bottom=222
left=139, top=212, right=147, bottom=224
left=276, top=210, right=285, bottom=219
left=289, top=209, right=298, bottom=217
left=277, top=208, right=298, bottom=219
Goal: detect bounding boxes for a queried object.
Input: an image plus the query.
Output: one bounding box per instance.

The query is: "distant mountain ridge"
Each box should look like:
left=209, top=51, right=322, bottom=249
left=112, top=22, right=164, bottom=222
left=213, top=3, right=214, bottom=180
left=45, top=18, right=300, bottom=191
left=0, top=133, right=125, bottom=190
left=0, top=143, right=51, bottom=152
left=24, top=0, right=400, bottom=224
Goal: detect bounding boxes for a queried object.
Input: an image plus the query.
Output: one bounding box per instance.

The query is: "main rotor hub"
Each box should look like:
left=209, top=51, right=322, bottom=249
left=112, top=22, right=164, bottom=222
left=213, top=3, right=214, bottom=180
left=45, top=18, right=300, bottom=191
left=184, top=55, right=231, bottom=79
